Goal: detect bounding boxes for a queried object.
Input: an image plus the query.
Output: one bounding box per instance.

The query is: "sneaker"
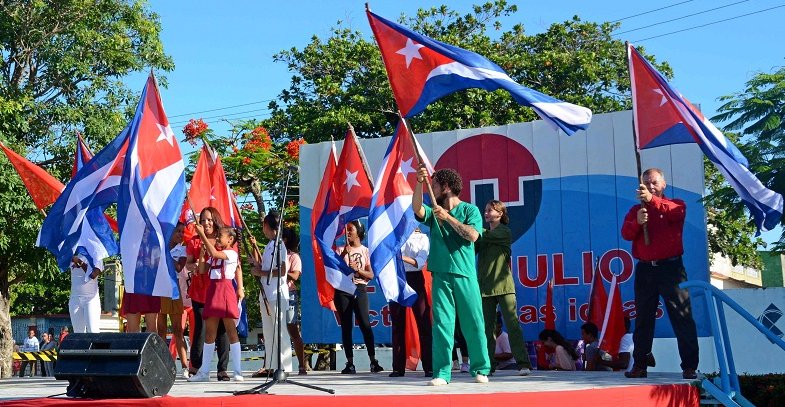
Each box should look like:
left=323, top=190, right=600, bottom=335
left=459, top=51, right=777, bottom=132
left=460, top=362, right=469, bottom=373
left=452, top=360, right=459, bottom=370
left=428, top=378, right=448, bottom=386
left=180, top=368, right=191, bottom=379
left=341, top=363, right=356, bottom=374
left=370, top=360, right=384, bottom=373
left=233, top=371, right=244, bottom=382
left=517, top=367, right=531, bottom=376
left=187, top=371, right=210, bottom=382
left=682, top=368, right=697, bottom=380
left=475, top=374, right=489, bottom=383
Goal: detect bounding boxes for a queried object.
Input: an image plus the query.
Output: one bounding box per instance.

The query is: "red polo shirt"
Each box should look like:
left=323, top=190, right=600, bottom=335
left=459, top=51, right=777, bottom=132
left=621, top=194, right=685, bottom=262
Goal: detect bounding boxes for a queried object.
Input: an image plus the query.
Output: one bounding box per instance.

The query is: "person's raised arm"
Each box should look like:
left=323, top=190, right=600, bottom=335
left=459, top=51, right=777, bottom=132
left=194, top=224, right=227, bottom=260
left=413, top=165, right=427, bottom=220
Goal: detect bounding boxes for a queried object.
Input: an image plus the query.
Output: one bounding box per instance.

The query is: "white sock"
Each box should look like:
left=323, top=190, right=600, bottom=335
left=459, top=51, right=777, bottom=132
left=199, top=342, right=215, bottom=375
left=230, top=342, right=242, bottom=375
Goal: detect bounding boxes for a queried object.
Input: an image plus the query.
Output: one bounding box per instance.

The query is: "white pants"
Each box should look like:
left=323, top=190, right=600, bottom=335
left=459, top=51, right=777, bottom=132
left=69, top=294, right=101, bottom=333
left=260, top=287, right=292, bottom=372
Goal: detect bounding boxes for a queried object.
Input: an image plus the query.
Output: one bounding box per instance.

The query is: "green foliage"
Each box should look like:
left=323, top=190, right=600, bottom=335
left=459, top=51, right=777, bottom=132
left=703, top=373, right=785, bottom=407
left=262, top=1, right=672, bottom=142
left=712, top=66, right=785, bottom=252
left=9, top=271, right=71, bottom=316
left=0, top=0, right=172, bottom=377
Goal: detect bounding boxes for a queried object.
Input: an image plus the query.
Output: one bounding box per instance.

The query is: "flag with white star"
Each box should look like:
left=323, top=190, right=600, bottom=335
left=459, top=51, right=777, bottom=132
left=367, top=122, right=426, bottom=305
left=117, top=73, right=186, bottom=297
left=628, top=43, right=782, bottom=233
left=334, top=127, right=374, bottom=232
left=367, top=10, right=592, bottom=135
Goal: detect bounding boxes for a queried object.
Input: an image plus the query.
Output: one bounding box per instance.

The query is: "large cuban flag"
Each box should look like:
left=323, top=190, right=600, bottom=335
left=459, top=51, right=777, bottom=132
left=117, top=74, right=186, bottom=298
left=38, top=134, right=125, bottom=273
left=311, top=140, right=358, bottom=303
left=367, top=123, right=427, bottom=306
left=366, top=10, right=592, bottom=135
left=628, top=44, right=783, bottom=233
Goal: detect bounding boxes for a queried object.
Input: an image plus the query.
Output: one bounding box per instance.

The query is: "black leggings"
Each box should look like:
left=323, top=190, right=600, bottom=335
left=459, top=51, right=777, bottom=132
left=334, top=285, right=375, bottom=360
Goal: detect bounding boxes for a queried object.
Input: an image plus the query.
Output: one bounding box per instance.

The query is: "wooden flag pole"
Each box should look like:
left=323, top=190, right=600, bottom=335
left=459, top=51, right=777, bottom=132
left=626, top=41, right=650, bottom=246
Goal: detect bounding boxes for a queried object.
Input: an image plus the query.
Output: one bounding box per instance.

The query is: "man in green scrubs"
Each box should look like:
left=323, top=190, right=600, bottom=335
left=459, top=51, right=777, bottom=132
left=413, top=166, right=490, bottom=386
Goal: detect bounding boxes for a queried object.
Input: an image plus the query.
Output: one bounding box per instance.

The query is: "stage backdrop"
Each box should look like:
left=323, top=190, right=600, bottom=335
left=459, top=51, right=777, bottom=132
left=298, top=110, right=710, bottom=344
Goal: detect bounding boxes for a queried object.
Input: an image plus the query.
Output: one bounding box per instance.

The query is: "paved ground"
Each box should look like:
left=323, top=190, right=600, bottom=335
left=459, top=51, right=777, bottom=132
left=0, top=369, right=697, bottom=399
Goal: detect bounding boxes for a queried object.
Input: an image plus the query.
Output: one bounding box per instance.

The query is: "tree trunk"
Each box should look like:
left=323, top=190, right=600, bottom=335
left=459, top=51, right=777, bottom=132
left=0, top=266, right=13, bottom=379
left=250, top=178, right=266, bottom=219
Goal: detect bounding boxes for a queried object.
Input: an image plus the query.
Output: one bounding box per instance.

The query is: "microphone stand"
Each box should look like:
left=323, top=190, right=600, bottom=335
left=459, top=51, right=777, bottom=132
left=235, top=165, right=334, bottom=395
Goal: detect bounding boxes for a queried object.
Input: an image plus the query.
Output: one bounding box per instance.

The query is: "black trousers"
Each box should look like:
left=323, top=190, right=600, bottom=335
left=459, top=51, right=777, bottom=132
left=334, top=285, right=375, bottom=360
left=190, top=301, right=229, bottom=372
left=632, top=258, right=699, bottom=370
left=390, top=271, right=433, bottom=373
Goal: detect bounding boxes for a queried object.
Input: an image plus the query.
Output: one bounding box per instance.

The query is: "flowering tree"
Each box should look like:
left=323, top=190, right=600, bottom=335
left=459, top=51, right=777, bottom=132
left=181, top=118, right=305, bottom=221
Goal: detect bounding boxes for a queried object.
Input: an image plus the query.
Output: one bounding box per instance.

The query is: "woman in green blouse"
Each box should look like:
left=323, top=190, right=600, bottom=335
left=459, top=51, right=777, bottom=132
left=476, top=200, right=532, bottom=376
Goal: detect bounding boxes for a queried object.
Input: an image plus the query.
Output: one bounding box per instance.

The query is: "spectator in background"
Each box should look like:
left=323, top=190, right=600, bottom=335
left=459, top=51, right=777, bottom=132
left=39, top=332, right=56, bottom=377
left=581, top=322, right=611, bottom=371
left=538, top=329, right=577, bottom=371
left=493, top=317, right=518, bottom=370
left=19, top=329, right=40, bottom=377
left=59, top=326, right=69, bottom=346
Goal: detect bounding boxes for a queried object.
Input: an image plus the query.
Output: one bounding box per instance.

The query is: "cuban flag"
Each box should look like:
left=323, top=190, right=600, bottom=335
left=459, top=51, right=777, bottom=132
left=74, top=134, right=119, bottom=233
left=628, top=44, right=783, bottom=233
left=366, top=10, right=592, bottom=135
left=38, top=133, right=126, bottom=273
left=335, top=127, right=375, bottom=233
left=117, top=74, right=186, bottom=298
left=367, top=122, right=426, bottom=306
left=311, top=140, right=357, bottom=307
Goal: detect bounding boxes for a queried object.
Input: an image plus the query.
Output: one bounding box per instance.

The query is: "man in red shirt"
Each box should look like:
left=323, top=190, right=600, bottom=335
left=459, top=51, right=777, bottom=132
left=621, top=168, right=698, bottom=380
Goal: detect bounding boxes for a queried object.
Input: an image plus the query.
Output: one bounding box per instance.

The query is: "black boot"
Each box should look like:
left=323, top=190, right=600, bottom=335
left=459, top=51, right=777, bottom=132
left=341, top=362, right=356, bottom=374
left=370, top=359, right=384, bottom=373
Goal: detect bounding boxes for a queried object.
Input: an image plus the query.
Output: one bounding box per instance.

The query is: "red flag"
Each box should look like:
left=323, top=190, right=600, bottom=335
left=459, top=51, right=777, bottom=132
left=0, top=140, right=64, bottom=210
left=599, top=274, right=626, bottom=358
left=544, top=278, right=556, bottom=330
left=311, top=141, right=338, bottom=310
left=587, top=263, right=608, bottom=330
left=187, top=144, right=243, bottom=227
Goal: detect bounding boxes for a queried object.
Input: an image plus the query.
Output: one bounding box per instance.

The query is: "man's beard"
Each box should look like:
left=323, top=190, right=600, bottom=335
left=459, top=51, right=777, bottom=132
left=436, top=192, right=447, bottom=207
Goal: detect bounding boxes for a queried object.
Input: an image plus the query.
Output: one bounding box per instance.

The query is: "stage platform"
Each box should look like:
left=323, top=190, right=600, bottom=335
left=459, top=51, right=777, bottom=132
left=0, top=370, right=700, bottom=407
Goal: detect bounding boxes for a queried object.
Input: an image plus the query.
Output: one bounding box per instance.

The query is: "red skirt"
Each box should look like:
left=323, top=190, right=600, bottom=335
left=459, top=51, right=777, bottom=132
left=120, top=290, right=161, bottom=315
left=202, top=279, right=239, bottom=319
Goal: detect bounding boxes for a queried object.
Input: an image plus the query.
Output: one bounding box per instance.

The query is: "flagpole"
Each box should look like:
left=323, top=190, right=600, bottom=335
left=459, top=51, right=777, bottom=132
left=398, top=115, right=439, bottom=206
left=626, top=42, right=651, bottom=246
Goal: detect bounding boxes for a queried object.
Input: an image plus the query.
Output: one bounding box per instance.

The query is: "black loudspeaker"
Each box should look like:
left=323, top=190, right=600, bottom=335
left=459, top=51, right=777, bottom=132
left=54, top=332, right=176, bottom=398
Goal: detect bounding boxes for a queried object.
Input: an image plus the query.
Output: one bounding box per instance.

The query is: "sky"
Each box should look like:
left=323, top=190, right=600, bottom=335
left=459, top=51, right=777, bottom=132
left=139, top=0, right=785, bottom=242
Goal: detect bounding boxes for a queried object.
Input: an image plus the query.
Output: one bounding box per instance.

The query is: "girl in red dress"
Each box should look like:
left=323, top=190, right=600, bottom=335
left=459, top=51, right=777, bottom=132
left=188, top=225, right=245, bottom=382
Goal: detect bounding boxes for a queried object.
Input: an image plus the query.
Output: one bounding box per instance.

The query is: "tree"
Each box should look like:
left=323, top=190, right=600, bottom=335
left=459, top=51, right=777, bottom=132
left=259, top=0, right=764, bottom=269
left=262, top=1, right=672, bottom=143
left=712, top=66, right=785, bottom=254
left=0, top=0, right=173, bottom=378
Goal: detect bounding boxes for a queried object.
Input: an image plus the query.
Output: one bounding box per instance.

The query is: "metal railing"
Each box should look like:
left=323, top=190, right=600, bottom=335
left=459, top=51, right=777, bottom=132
left=681, top=280, right=785, bottom=407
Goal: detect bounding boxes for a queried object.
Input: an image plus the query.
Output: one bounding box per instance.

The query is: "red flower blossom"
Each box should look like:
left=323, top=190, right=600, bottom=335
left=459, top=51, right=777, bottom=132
left=182, top=118, right=209, bottom=146
left=286, top=138, right=306, bottom=159
left=242, top=157, right=252, bottom=165
left=243, top=126, right=272, bottom=153
left=240, top=203, right=255, bottom=211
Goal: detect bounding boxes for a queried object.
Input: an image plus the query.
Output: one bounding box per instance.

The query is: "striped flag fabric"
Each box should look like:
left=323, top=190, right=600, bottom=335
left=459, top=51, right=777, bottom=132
left=367, top=10, right=592, bottom=135
left=628, top=43, right=783, bottom=233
